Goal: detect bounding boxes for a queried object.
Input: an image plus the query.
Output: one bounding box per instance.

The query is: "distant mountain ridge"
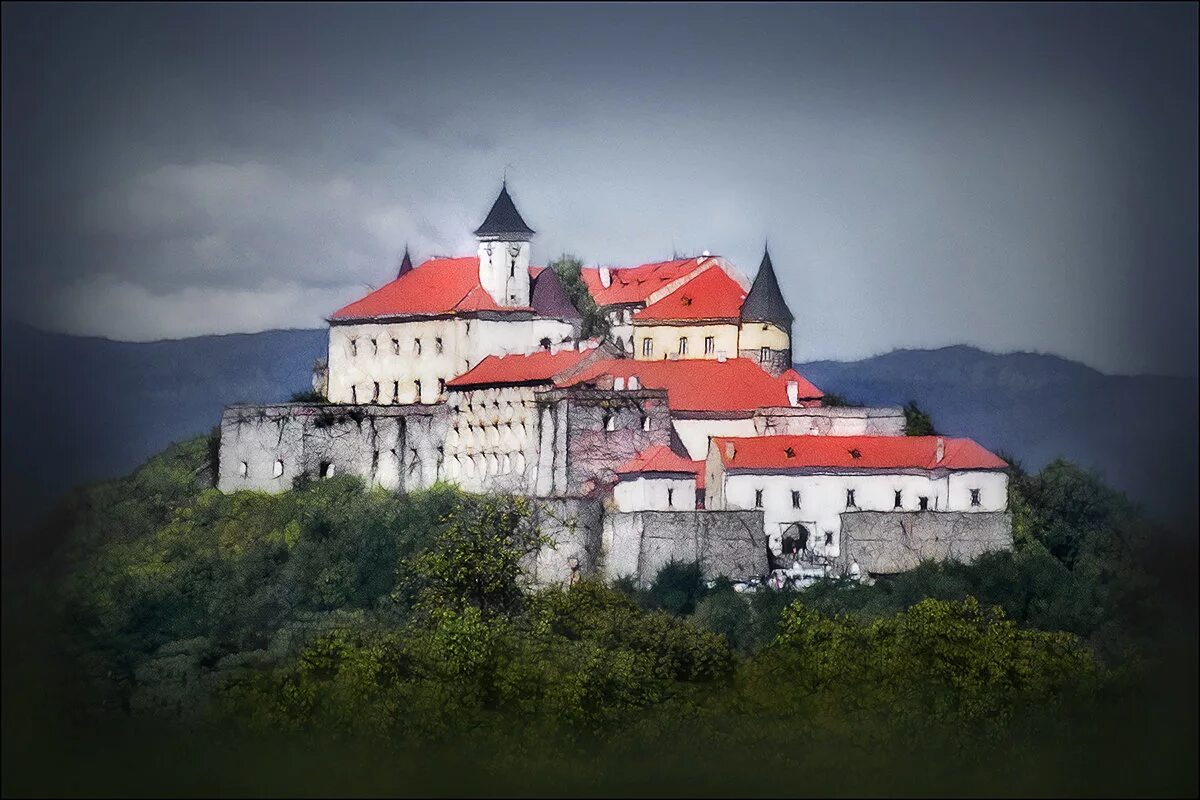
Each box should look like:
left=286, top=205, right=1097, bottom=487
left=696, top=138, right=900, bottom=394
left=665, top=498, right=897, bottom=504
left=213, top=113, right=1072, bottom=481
left=2, top=323, right=1195, bottom=534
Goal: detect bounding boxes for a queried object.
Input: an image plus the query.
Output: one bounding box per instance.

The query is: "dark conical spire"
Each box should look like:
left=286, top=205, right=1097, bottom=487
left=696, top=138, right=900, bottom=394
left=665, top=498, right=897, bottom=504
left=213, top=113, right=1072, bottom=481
left=397, top=246, right=414, bottom=279
left=474, top=181, right=535, bottom=239
left=740, top=246, right=793, bottom=328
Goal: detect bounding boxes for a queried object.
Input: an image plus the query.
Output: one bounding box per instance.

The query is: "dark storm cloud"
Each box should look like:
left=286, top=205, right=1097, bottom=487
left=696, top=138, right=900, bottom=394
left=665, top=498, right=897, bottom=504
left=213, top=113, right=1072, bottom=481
left=2, top=3, right=1195, bottom=374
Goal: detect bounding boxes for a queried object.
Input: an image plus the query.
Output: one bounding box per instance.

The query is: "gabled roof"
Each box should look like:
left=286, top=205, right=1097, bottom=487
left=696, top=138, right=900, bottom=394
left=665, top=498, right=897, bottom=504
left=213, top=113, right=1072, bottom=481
left=616, top=445, right=706, bottom=488
left=632, top=267, right=746, bottom=323
left=581, top=256, right=719, bottom=306
left=740, top=248, right=793, bottom=329
left=556, top=357, right=823, bottom=413
left=447, top=346, right=601, bottom=389
left=329, top=257, right=580, bottom=321
left=474, top=183, right=535, bottom=238
left=711, top=435, right=1007, bottom=472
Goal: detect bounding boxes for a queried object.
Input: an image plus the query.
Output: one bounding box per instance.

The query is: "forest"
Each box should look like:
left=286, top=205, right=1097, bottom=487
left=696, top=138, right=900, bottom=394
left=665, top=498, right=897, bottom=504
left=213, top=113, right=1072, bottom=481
left=2, top=432, right=1196, bottom=797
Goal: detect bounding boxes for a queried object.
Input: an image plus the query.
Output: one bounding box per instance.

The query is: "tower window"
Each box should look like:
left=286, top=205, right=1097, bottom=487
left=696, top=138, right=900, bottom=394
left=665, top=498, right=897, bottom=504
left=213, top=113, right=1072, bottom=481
left=754, top=489, right=764, bottom=508
left=760, top=346, right=770, bottom=363
left=970, top=489, right=981, bottom=507
left=642, top=338, right=653, bottom=357
left=846, top=489, right=856, bottom=509
left=704, top=336, right=715, bottom=355
left=792, top=490, right=800, bottom=508
left=894, top=490, right=903, bottom=509
left=678, top=337, right=688, bottom=356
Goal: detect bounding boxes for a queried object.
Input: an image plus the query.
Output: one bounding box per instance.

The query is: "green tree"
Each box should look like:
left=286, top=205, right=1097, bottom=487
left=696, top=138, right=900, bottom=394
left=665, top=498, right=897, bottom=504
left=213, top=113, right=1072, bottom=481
left=903, top=400, right=937, bottom=435
left=549, top=253, right=610, bottom=340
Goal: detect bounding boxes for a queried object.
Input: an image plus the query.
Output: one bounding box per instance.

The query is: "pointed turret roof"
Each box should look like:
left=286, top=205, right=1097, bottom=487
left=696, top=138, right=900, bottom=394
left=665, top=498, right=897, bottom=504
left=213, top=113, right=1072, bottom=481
left=397, top=247, right=414, bottom=279
left=474, top=182, right=535, bottom=238
left=740, top=247, right=793, bottom=328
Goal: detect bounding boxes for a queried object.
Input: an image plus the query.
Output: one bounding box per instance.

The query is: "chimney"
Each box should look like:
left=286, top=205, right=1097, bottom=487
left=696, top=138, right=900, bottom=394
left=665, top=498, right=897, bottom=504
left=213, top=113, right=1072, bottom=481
left=935, top=437, right=945, bottom=463
left=716, top=351, right=727, bottom=363
left=628, top=375, right=640, bottom=390
left=724, top=441, right=736, bottom=459
left=786, top=380, right=799, bottom=406
left=614, top=377, right=626, bottom=391
left=701, top=250, right=710, bottom=257
left=599, top=266, right=612, bottom=288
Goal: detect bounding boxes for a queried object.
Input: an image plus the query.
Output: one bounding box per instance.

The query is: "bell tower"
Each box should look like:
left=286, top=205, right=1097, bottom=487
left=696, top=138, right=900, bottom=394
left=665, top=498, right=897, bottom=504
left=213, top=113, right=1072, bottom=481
left=474, top=182, right=534, bottom=307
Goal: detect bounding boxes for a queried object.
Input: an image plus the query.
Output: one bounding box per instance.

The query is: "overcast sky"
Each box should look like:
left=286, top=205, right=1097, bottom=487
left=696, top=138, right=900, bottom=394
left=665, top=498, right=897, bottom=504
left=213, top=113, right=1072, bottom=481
left=2, top=3, right=1196, bottom=375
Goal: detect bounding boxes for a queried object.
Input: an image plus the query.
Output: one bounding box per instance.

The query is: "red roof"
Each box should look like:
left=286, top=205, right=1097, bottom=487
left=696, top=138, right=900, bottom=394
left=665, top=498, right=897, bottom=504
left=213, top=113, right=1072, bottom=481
left=616, top=445, right=706, bottom=488
left=712, top=435, right=1008, bottom=471
left=446, top=347, right=598, bottom=388
left=331, top=257, right=537, bottom=320
left=632, top=267, right=746, bottom=322
left=581, top=257, right=718, bottom=306
left=556, top=358, right=823, bottom=413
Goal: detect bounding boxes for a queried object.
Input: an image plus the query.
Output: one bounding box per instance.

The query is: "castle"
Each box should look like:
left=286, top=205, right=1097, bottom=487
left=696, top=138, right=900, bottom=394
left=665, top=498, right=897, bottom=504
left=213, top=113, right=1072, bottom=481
left=218, top=184, right=1012, bottom=586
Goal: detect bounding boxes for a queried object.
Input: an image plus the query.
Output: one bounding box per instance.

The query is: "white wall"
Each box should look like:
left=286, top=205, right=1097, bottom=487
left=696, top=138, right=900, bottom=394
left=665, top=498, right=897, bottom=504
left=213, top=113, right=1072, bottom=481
left=327, top=316, right=576, bottom=404
left=713, top=470, right=1008, bottom=558
left=613, top=475, right=698, bottom=512
left=477, top=239, right=530, bottom=307
left=672, top=418, right=758, bottom=459
left=444, top=385, right=541, bottom=493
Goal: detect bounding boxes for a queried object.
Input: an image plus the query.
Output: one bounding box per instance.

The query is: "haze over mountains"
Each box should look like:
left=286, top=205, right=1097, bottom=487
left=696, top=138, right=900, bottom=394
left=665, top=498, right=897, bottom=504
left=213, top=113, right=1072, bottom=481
left=3, top=323, right=1195, bottom=536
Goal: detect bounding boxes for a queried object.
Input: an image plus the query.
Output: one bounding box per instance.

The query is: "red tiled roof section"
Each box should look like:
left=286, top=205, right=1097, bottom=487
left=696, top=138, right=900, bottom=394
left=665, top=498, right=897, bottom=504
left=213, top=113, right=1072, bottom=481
left=616, top=445, right=706, bottom=487
left=447, top=348, right=596, bottom=388
left=330, top=257, right=537, bottom=320
left=581, top=257, right=716, bottom=306
left=633, top=267, right=746, bottom=322
left=712, top=435, right=1008, bottom=471
left=556, top=358, right=823, bottom=412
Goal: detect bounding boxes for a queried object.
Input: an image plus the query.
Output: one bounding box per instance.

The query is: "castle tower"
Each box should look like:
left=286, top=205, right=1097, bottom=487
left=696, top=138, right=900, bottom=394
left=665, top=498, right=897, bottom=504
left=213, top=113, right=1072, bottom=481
left=474, top=182, right=535, bottom=307
left=738, top=247, right=794, bottom=375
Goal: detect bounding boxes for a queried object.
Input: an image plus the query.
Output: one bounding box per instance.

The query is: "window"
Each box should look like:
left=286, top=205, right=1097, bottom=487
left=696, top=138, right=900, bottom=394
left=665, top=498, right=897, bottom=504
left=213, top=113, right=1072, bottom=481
left=894, top=490, right=903, bottom=509
left=238, top=461, right=248, bottom=478
left=825, top=531, right=834, bottom=546
left=351, top=385, right=358, bottom=404
left=435, top=337, right=444, bottom=354
left=370, top=338, right=378, bottom=355
left=510, top=262, right=516, bottom=277
left=641, top=413, right=652, bottom=431
left=603, top=411, right=616, bottom=432
left=539, top=337, right=552, bottom=351
left=391, top=338, right=400, bottom=355
left=760, top=346, right=770, bottom=363
left=320, top=461, right=335, bottom=478
left=846, top=489, right=856, bottom=509
left=414, top=380, right=422, bottom=401
left=372, top=381, right=380, bottom=403
left=754, top=489, right=764, bottom=508
left=371, top=450, right=379, bottom=473
left=792, top=490, right=801, bottom=508
left=704, top=336, right=715, bottom=355
left=272, top=459, right=284, bottom=478
left=414, top=338, right=422, bottom=355
left=678, top=337, right=688, bottom=356
left=642, top=338, right=653, bottom=357
left=350, top=339, right=358, bottom=357
left=392, top=381, right=400, bottom=403
left=438, top=378, right=446, bottom=397
left=919, top=496, right=929, bottom=511
left=970, top=489, right=981, bottom=507
left=667, top=487, right=674, bottom=508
